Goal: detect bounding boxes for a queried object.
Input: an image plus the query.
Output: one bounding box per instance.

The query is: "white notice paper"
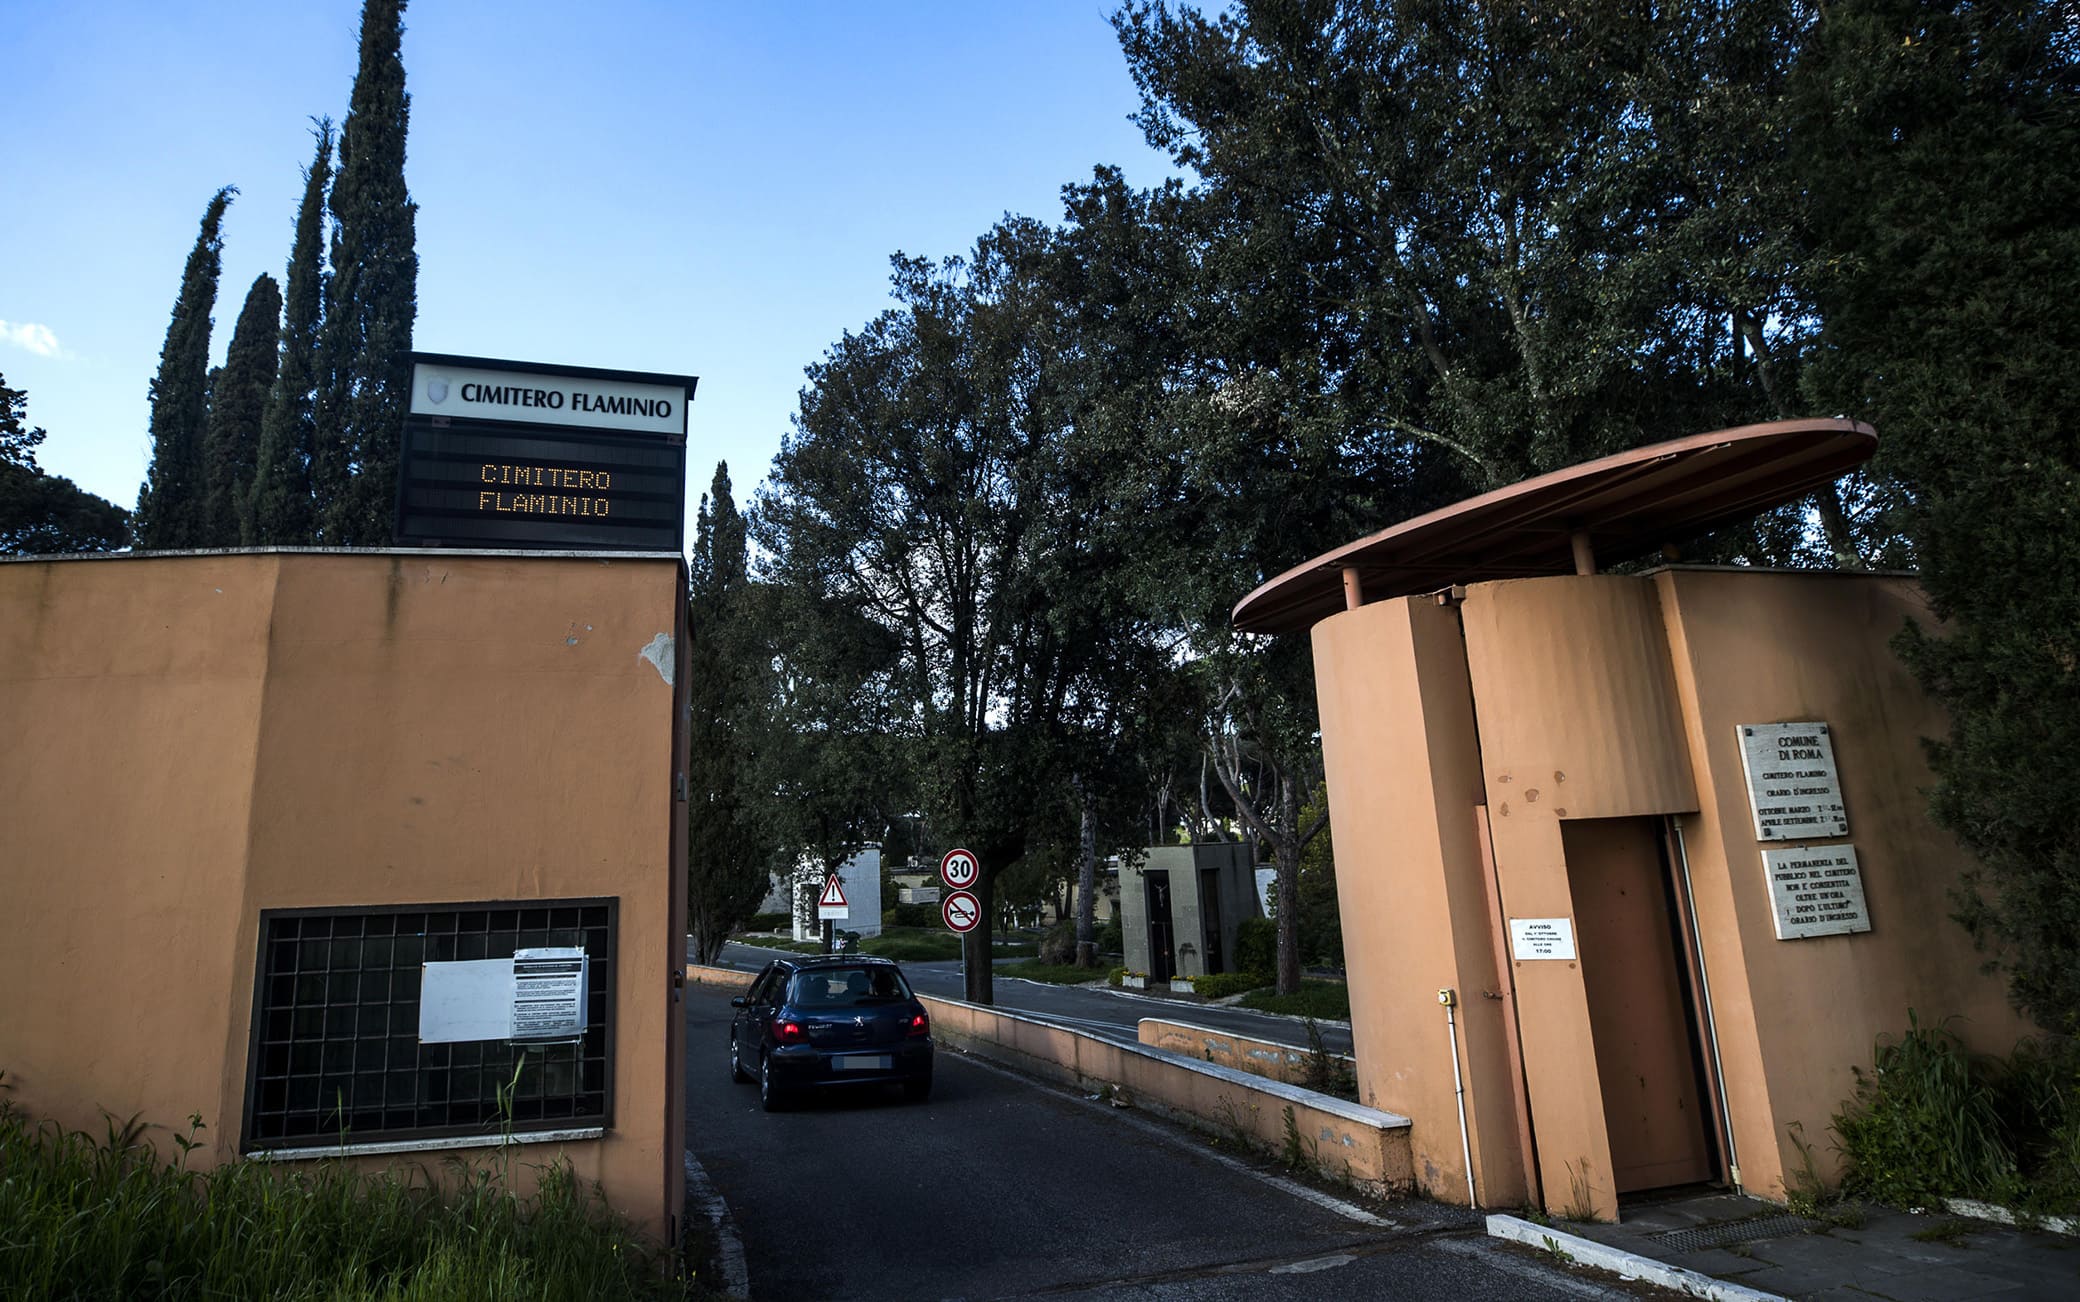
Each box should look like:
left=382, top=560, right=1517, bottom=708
left=511, top=947, right=588, bottom=1041
left=419, top=959, right=516, bottom=1044
left=1509, top=918, right=1578, bottom=961
left=1764, top=844, right=1872, bottom=940
left=1738, top=722, right=1850, bottom=841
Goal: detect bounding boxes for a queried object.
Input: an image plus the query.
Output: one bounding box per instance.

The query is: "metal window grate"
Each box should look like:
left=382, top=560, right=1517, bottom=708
left=1648, top=1213, right=1824, bottom=1254
left=243, top=900, right=615, bottom=1151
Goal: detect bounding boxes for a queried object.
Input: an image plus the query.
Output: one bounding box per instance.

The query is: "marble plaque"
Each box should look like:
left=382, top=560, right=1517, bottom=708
left=1738, top=721, right=1849, bottom=840
left=1764, top=844, right=1872, bottom=940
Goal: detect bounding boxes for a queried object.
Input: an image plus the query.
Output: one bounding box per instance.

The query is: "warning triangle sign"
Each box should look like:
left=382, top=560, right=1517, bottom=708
left=818, top=875, right=847, bottom=908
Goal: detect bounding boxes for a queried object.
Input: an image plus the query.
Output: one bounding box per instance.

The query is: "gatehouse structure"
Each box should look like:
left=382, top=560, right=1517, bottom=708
left=1234, top=419, right=2029, bottom=1222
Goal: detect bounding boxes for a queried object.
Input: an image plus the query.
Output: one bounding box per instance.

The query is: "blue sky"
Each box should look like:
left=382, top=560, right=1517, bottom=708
left=3, top=1, right=1181, bottom=520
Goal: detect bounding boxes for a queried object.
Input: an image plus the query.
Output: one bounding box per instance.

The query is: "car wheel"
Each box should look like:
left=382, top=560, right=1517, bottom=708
left=903, top=1074, right=932, bottom=1103
left=759, top=1054, right=785, bottom=1112
left=729, top=1032, right=748, bottom=1083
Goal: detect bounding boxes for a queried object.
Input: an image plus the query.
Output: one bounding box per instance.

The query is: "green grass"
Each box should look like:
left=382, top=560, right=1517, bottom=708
left=1237, top=980, right=1351, bottom=1020
left=1833, top=1014, right=2080, bottom=1216
left=996, top=960, right=1108, bottom=985
left=0, top=1085, right=693, bottom=1300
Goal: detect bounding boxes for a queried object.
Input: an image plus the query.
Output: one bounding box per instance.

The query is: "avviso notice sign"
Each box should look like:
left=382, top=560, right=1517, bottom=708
left=395, top=353, right=696, bottom=552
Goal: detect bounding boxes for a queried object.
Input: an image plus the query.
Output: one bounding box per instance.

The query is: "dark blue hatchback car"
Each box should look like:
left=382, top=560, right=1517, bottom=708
left=729, top=955, right=933, bottom=1110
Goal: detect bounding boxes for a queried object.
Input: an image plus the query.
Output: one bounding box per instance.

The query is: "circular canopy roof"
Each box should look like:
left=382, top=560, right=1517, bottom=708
left=1231, top=418, right=1877, bottom=634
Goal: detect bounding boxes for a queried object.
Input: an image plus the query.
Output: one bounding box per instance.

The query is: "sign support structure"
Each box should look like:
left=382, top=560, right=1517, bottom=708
left=940, top=849, right=980, bottom=988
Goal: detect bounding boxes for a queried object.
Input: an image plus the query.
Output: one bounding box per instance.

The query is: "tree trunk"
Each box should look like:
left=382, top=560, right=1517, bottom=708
left=962, top=869, right=996, bottom=1004
left=1075, top=779, right=1099, bottom=967
left=1812, top=483, right=1863, bottom=570
left=1273, top=774, right=1304, bottom=995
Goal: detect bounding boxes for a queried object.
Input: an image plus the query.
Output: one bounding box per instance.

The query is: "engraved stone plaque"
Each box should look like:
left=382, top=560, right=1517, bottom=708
left=1764, top=844, right=1871, bottom=940
left=1738, top=721, right=1849, bottom=840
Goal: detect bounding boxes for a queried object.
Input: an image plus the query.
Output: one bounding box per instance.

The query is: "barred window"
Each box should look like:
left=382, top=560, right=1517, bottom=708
left=242, top=900, right=614, bottom=1150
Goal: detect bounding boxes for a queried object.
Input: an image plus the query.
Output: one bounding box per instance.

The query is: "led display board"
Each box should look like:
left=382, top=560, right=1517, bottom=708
left=395, top=353, right=695, bottom=551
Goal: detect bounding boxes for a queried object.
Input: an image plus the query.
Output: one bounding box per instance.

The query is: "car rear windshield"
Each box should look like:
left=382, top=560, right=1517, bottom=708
left=788, top=965, right=912, bottom=1006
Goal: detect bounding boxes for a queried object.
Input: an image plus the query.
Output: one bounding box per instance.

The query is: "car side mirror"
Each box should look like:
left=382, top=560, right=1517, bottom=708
left=730, top=996, right=746, bottom=1008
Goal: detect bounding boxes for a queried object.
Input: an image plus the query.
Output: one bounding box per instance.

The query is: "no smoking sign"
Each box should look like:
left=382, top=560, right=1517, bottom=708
left=942, top=889, right=981, bottom=934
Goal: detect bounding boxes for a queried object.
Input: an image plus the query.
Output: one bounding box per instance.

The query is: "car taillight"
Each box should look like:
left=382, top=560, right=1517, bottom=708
left=773, top=1019, right=806, bottom=1044
left=905, top=1012, right=929, bottom=1038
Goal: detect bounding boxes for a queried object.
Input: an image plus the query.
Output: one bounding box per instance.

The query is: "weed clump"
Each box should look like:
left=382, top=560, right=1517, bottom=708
left=0, top=1077, right=692, bottom=1299
left=1832, top=1014, right=2079, bottom=1216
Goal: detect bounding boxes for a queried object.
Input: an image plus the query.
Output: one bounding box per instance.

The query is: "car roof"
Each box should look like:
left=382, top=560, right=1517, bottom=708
left=779, top=954, right=900, bottom=972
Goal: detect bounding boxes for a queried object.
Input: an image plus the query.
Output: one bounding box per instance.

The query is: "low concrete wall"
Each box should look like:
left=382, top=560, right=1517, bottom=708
left=687, top=964, right=1413, bottom=1195
left=1138, top=1017, right=1357, bottom=1089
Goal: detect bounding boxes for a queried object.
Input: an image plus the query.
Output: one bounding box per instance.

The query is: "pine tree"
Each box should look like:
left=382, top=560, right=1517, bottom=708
left=251, top=119, right=334, bottom=545
left=200, top=274, right=282, bottom=547
left=314, top=0, right=417, bottom=545
left=136, top=186, right=234, bottom=550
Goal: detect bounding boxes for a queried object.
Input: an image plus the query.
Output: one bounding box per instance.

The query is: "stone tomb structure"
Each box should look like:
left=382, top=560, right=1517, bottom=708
left=1233, top=419, right=2028, bottom=1222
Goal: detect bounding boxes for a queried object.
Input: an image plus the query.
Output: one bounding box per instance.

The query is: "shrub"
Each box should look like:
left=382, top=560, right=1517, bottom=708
left=1037, top=921, right=1077, bottom=965
left=1096, top=918, right=1122, bottom=957
left=742, top=912, right=789, bottom=933
left=1833, top=1014, right=2080, bottom=1215
left=883, top=902, right=939, bottom=928
left=1232, top=917, right=1277, bottom=979
left=1192, top=971, right=1272, bottom=1000
left=1833, top=1015, right=2020, bottom=1206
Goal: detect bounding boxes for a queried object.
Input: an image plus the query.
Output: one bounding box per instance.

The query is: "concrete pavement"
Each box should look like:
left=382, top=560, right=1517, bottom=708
left=1490, top=1191, right=2078, bottom=1301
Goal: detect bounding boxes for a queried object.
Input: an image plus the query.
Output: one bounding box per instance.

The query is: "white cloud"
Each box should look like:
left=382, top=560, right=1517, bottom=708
left=0, top=320, right=66, bottom=358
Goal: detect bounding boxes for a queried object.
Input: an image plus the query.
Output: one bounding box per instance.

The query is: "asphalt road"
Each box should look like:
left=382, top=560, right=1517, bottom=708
left=701, top=939, right=1357, bottom=1058
left=683, top=984, right=1667, bottom=1301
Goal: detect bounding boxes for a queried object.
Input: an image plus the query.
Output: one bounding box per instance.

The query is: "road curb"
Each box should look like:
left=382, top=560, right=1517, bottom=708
left=1485, top=1214, right=1787, bottom=1302
left=685, top=1149, right=751, bottom=1299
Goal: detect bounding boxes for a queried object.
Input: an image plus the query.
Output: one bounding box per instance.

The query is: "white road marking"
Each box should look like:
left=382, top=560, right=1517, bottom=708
left=1269, top=1253, right=1359, bottom=1274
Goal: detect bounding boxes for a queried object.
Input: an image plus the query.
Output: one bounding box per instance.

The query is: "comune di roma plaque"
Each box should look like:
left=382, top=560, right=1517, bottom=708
left=1737, top=721, right=1849, bottom=841
left=396, top=353, right=695, bottom=551
left=1763, top=843, right=1872, bottom=940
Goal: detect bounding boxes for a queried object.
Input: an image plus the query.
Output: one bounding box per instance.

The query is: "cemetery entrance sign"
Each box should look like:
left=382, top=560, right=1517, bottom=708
left=396, top=353, right=696, bottom=551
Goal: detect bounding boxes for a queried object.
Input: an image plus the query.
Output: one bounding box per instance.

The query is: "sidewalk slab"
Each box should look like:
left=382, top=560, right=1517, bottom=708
left=1493, top=1191, right=2080, bottom=1302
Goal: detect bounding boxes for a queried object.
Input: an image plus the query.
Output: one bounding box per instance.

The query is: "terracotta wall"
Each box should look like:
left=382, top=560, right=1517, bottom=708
left=0, top=551, right=687, bottom=1242
left=1654, top=567, right=2029, bottom=1199
left=1458, top=576, right=1702, bottom=1220
left=1313, top=596, right=1529, bottom=1207
left=1310, top=567, right=2031, bottom=1222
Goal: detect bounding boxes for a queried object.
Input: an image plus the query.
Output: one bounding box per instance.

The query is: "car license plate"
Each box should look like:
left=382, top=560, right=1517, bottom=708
left=836, top=1054, right=891, bottom=1071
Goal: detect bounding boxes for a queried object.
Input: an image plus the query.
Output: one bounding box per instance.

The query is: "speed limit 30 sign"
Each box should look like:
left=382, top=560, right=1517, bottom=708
left=939, top=847, right=980, bottom=890
left=942, top=889, right=982, bottom=934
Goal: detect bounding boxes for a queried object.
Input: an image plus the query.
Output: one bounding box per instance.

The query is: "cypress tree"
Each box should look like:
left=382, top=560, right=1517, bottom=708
left=686, top=463, right=778, bottom=964
left=136, top=186, right=234, bottom=550
left=314, top=0, right=417, bottom=545
left=201, top=273, right=282, bottom=547
left=251, top=119, right=334, bottom=545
